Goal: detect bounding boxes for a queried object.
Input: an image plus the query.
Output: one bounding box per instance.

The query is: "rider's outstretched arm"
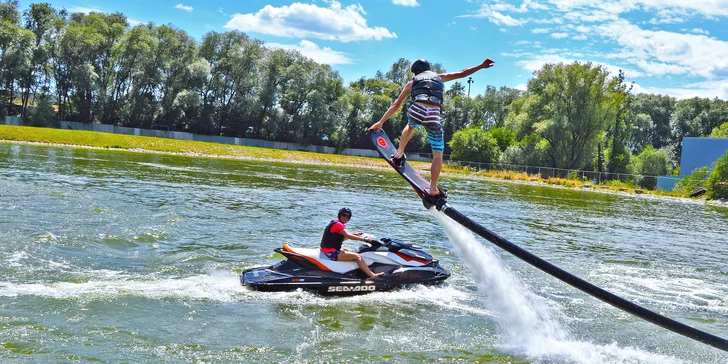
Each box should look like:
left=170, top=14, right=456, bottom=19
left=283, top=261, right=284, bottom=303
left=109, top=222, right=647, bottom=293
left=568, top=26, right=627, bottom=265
left=440, top=58, right=495, bottom=82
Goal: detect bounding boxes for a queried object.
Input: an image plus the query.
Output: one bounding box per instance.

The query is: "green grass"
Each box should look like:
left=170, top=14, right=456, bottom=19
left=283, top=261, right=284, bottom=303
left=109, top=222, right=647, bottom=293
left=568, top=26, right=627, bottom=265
left=0, top=124, right=688, bottom=199
left=0, top=124, right=390, bottom=168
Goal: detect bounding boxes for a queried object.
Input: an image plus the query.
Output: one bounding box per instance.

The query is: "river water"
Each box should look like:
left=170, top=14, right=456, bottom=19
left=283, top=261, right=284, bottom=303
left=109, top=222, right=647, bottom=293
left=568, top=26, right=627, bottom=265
left=1, top=143, right=727, bottom=363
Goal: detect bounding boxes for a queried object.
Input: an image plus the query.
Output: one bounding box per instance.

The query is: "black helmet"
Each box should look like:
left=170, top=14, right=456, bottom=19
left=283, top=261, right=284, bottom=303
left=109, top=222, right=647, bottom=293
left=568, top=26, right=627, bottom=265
left=411, top=59, right=431, bottom=75
left=338, top=207, right=352, bottom=219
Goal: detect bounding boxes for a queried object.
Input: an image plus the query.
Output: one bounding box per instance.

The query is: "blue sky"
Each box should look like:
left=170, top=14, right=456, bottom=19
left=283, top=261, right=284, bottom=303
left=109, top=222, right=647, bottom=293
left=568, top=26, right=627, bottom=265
left=17, top=0, right=728, bottom=100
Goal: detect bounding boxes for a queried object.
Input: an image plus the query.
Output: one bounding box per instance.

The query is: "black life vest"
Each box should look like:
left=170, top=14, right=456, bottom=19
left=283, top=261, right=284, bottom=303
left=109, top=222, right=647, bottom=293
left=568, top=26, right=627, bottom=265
left=320, top=220, right=345, bottom=250
left=410, top=71, right=444, bottom=106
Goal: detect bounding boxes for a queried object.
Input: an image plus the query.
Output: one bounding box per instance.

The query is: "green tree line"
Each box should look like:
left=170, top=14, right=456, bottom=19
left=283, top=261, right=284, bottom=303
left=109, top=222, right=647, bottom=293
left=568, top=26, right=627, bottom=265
left=3, top=1, right=728, bottom=183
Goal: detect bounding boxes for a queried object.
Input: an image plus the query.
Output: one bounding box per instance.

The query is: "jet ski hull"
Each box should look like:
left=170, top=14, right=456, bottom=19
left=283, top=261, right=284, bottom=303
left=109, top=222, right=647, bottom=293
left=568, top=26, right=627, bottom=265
left=241, top=253, right=450, bottom=295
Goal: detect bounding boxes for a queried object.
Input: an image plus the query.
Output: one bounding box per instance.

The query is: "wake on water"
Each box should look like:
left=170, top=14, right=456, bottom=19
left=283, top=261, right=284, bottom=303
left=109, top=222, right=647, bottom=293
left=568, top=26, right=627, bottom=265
left=429, top=209, right=684, bottom=364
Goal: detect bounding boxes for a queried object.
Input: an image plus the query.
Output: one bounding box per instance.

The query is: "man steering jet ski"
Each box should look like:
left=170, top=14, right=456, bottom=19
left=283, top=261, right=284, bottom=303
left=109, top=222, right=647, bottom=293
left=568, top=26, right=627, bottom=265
left=319, top=207, right=383, bottom=278
left=241, top=208, right=450, bottom=295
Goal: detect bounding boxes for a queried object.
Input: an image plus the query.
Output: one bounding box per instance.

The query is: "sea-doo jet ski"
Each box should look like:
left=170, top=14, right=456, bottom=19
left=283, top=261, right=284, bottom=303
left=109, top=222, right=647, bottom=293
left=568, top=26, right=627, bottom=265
left=241, top=237, right=450, bottom=295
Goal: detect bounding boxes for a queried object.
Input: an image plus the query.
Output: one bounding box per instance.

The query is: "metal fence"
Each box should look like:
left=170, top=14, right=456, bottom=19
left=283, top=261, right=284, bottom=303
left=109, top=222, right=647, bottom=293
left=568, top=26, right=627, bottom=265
left=448, top=160, right=660, bottom=190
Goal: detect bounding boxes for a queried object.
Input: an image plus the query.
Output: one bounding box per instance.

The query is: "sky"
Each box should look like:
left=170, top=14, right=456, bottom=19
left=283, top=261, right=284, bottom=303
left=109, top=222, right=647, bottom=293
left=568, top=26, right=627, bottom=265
left=16, top=0, right=728, bottom=100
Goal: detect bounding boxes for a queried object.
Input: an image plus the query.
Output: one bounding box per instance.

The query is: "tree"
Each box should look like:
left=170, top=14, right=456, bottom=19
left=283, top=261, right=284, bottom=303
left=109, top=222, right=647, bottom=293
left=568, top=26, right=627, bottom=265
left=0, top=0, right=34, bottom=117
left=630, top=112, right=654, bottom=152
left=152, top=25, right=199, bottom=130
left=479, top=85, right=523, bottom=129
left=107, top=23, right=154, bottom=126
left=24, top=92, right=55, bottom=126
left=629, top=145, right=671, bottom=189
left=670, top=97, right=728, bottom=158
left=488, top=126, right=516, bottom=152
left=384, top=57, right=410, bottom=86
left=705, top=150, right=728, bottom=200
left=710, top=122, right=728, bottom=138
left=199, top=30, right=264, bottom=136
left=449, top=126, right=500, bottom=163
left=20, top=3, right=60, bottom=119
left=604, top=70, right=632, bottom=174
left=630, top=93, right=675, bottom=149
left=519, top=62, right=619, bottom=169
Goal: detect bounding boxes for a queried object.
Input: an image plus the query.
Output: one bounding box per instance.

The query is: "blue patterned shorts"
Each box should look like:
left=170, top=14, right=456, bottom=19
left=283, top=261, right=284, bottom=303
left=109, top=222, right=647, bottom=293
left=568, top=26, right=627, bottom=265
left=408, top=103, right=444, bottom=153
left=322, top=249, right=340, bottom=261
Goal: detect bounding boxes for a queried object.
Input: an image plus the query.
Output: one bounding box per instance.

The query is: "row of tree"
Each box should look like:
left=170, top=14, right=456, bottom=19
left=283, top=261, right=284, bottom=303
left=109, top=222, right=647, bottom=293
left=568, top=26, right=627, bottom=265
left=3, top=1, right=728, bottom=181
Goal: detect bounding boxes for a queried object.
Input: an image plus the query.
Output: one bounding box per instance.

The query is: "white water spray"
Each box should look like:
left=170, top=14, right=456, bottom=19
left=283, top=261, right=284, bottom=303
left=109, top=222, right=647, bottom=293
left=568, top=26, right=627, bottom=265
left=431, top=209, right=569, bottom=350
left=430, top=209, right=684, bottom=363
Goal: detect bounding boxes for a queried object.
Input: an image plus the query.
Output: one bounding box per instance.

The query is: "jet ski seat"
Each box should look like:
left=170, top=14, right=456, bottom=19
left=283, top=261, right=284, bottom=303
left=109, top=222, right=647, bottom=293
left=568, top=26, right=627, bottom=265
left=283, top=244, right=360, bottom=274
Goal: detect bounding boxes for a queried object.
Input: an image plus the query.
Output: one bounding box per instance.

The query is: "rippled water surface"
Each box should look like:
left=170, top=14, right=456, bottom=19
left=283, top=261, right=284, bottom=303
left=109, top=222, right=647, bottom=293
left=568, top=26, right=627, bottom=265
left=1, top=143, right=727, bottom=363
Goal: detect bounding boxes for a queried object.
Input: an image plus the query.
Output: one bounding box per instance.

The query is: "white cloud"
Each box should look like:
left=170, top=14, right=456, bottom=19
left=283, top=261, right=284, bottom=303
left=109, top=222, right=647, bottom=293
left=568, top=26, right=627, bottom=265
left=595, top=19, right=728, bottom=79
left=472, top=0, right=728, bottom=99
left=515, top=55, right=644, bottom=79
left=633, top=81, right=728, bottom=100
left=636, top=60, right=688, bottom=76
left=539, top=0, right=728, bottom=18
left=68, top=6, right=102, bottom=14
left=392, top=0, right=420, bottom=7
left=266, top=40, right=353, bottom=65
left=648, top=15, right=684, bottom=24
left=687, top=28, right=709, bottom=35
left=128, top=19, right=142, bottom=26
left=175, top=4, right=193, bottom=12
left=461, top=8, right=525, bottom=26
left=224, top=2, right=396, bottom=42
left=563, top=9, right=618, bottom=23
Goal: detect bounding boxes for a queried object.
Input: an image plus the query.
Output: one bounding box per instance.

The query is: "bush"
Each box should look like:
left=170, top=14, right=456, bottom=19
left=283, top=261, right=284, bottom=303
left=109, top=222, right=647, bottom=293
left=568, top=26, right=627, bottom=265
left=629, top=145, right=671, bottom=189
left=706, top=151, right=728, bottom=200
left=449, top=126, right=500, bottom=163
left=24, top=94, right=57, bottom=127
left=674, top=167, right=710, bottom=197
left=489, top=126, right=516, bottom=152
left=710, top=122, right=728, bottom=138
left=499, top=133, right=549, bottom=167
left=499, top=144, right=525, bottom=165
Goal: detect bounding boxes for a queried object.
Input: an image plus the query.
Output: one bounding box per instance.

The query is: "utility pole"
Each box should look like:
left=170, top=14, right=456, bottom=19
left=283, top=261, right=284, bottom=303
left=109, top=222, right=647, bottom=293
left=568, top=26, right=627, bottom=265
left=467, top=77, right=474, bottom=97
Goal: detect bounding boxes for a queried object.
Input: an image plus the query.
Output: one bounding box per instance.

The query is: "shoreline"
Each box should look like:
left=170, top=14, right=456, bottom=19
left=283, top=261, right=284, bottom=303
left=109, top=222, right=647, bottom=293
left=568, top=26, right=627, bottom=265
left=1, top=128, right=723, bottom=207
left=4, top=138, right=719, bottom=207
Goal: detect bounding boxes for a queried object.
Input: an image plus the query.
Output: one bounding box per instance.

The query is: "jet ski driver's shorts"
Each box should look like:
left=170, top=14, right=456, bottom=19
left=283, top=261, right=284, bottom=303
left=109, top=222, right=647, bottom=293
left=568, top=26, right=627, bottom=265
left=408, top=103, right=444, bottom=153
left=321, top=247, right=340, bottom=261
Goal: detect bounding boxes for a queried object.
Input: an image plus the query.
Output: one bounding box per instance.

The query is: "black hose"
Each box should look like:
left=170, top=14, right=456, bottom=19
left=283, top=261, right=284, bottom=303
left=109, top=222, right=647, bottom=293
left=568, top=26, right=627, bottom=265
left=439, top=203, right=728, bottom=352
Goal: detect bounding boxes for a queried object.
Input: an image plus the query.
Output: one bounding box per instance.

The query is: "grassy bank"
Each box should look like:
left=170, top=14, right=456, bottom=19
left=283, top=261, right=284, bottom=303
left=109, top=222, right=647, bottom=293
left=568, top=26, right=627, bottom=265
left=0, top=124, right=387, bottom=167
left=0, top=124, right=683, bottom=198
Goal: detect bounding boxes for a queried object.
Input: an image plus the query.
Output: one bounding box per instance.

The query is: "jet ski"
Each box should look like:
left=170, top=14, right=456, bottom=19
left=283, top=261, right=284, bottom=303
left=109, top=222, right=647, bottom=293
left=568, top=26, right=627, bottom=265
left=241, top=237, right=450, bottom=295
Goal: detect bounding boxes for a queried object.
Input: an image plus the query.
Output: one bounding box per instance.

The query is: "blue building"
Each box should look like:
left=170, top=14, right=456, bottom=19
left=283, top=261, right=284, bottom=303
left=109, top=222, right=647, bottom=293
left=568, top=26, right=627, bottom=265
left=657, top=137, right=728, bottom=191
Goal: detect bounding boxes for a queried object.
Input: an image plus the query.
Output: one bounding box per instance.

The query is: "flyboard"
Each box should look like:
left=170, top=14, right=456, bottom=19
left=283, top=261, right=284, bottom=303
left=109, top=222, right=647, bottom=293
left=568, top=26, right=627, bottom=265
left=368, top=129, right=728, bottom=352
left=369, top=130, right=433, bottom=197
